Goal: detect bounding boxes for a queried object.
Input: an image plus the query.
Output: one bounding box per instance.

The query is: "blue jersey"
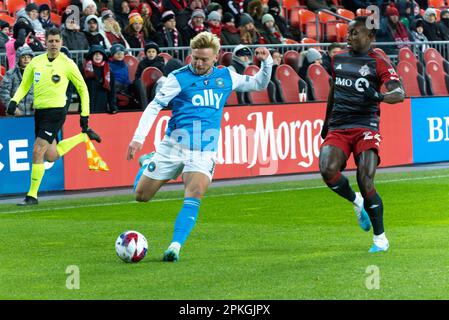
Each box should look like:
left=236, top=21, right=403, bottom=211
left=132, top=56, right=273, bottom=152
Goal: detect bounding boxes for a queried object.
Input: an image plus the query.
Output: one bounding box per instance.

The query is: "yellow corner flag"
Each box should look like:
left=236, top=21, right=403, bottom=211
left=85, top=138, right=109, bottom=171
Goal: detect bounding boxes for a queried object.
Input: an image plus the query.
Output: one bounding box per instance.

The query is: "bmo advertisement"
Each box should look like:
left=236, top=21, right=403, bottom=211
left=3, top=96, right=448, bottom=195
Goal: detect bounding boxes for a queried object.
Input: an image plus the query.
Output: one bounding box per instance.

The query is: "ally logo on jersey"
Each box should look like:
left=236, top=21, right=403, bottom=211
left=192, top=89, right=224, bottom=109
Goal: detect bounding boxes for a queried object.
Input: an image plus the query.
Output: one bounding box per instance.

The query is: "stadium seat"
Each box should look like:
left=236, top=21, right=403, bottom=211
left=435, top=8, right=442, bottom=21
left=138, top=67, right=163, bottom=107
left=50, top=12, right=62, bottom=26
left=225, top=91, right=239, bottom=105
left=124, top=54, right=139, bottom=83
left=426, top=60, right=449, bottom=96
left=158, top=52, right=173, bottom=63
left=318, top=11, right=339, bottom=42
left=219, top=52, right=232, bottom=67
left=33, top=0, right=53, bottom=7
left=282, top=0, right=300, bottom=9
left=184, top=54, right=192, bottom=65
left=289, top=7, right=301, bottom=28
left=356, top=8, right=374, bottom=16
left=373, top=47, right=391, bottom=64
left=243, top=65, right=277, bottom=104
left=283, top=50, right=300, bottom=71
left=137, top=51, right=145, bottom=60
left=306, top=64, right=330, bottom=101
left=5, top=0, right=26, bottom=16
left=428, top=0, right=446, bottom=8
left=275, top=64, right=301, bottom=103
left=54, top=0, right=71, bottom=14
left=423, top=47, right=449, bottom=74
left=301, top=37, right=320, bottom=50
left=396, top=61, right=427, bottom=97
left=298, top=9, right=319, bottom=40
left=0, top=13, right=14, bottom=25
left=398, top=47, right=424, bottom=74
left=336, top=8, right=355, bottom=21
left=336, top=23, right=348, bottom=42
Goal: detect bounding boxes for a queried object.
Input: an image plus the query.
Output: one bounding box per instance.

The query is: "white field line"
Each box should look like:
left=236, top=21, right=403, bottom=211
left=1, top=174, right=448, bottom=215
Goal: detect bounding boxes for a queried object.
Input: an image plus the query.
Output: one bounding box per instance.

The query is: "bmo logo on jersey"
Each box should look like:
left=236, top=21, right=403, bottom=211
left=192, top=89, right=224, bottom=109
left=335, top=77, right=370, bottom=92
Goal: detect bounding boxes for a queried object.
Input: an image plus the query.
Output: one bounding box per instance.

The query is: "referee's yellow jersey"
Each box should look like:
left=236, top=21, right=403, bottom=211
left=11, top=52, right=90, bottom=117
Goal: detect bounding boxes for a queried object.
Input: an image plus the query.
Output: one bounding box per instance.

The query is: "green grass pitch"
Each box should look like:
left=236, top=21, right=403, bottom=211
left=1, top=168, right=449, bottom=300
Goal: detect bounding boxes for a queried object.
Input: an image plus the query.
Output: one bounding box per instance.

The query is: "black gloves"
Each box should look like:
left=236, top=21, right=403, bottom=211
left=361, top=83, right=384, bottom=103
left=7, top=101, right=17, bottom=116
left=80, top=116, right=89, bottom=133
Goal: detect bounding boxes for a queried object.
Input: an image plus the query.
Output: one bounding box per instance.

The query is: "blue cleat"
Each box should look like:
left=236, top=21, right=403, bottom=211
left=162, top=247, right=180, bottom=262
left=368, top=243, right=389, bottom=253
left=353, top=193, right=371, bottom=232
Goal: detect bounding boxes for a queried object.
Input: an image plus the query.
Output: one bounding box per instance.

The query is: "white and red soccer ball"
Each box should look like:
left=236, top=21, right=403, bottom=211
left=115, top=231, right=148, bottom=263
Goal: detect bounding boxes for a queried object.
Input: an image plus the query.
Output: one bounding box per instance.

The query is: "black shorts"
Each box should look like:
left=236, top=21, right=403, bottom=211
left=34, top=108, right=67, bottom=143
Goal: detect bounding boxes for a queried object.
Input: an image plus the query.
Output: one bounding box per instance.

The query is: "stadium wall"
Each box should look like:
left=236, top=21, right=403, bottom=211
left=1, top=96, right=443, bottom=195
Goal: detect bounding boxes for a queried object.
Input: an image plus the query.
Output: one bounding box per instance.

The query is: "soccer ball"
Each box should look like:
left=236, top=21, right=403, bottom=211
left=115, top=230, right=148, bottom=263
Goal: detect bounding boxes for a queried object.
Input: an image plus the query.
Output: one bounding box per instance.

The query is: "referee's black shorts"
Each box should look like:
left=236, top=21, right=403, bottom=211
left=34, top=108, right=67, bottom=143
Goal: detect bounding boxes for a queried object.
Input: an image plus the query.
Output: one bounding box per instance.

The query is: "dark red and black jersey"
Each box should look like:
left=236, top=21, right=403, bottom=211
left=329, top=49, right=401, bottom=131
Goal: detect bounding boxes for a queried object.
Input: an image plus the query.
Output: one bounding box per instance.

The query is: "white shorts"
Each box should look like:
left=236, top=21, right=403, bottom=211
left=142, top=136, right=217, bottom=181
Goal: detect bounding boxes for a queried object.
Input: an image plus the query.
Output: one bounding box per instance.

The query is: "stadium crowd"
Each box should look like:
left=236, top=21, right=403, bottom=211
left=0, top=0, right=448, bottom=115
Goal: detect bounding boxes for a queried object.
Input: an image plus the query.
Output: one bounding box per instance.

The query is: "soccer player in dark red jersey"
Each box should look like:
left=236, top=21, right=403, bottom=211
left=320, top=16, right=405, bottom=253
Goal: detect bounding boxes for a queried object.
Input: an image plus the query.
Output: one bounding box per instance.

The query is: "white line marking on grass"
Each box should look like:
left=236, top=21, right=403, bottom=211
left=2, top=174, right=449, bottom=215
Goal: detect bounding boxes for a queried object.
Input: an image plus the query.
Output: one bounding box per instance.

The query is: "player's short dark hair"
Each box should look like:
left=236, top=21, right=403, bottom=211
left=353, top=16, right=377, bottom=37
left=45, top=27, right=62, bottom=39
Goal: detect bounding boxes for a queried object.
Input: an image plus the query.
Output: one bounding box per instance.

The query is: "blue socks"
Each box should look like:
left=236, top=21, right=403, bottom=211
left=171, top=198, right=201, bottom=245
left=133, top=164, right=148, bottom=192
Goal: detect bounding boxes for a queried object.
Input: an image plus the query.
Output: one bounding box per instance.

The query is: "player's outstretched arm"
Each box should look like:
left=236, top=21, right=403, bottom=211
left=229, top=47, right=273, bottom=92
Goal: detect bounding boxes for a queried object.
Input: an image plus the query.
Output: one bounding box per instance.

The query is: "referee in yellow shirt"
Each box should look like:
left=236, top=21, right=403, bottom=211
left=7, top=28, right=101, bottom=206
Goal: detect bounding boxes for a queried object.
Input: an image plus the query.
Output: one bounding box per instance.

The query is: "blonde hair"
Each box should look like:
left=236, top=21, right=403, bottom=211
left=190, top=31, right=221, bottom=55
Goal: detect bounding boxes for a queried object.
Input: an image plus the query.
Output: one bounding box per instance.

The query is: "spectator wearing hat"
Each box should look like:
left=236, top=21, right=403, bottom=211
left=0, top=47, right=34, bottom=116
left=268, top=0, right=293, bottom=40
left=13, top=4, right=46, bottom=51
left=176, top=0, right=205, bottom=30
left=109, top=43, right=133, bottom=108
left=239, top=13, right=261, bottom=44
left=124, top=12, right=146, bottom=49
left=61, top=17, right=90, bottom=51
left=84, top=15, right=110, bottom=48
left=439, top=9, right=449, bottom=36
left=155, top=10, right=183, bottom=48
left=181, top=9, right=206, bottom=44
left=116, top=0, right=132, bottom=30
left=207, top=3, right=223, bottom=17
left=247, top=0, right=264, bottom=31
left=220, top=12, right=240, bottom=45
left=260, top=13, right=284, bottom=44
left=135, top=42, right=165, bottom=80
left=411, top=18, right=429, bottom=52
left=138, top=3, right=157, bottom=42
left=0, top=20, right=10, bottom=53
left=83, top=45, right=117, bottom=114
left=298, top=48, right=322, bottom=80
left=376, top=4, right=412, bottom=54
left=38, top=4, right=55, bottom=30
left=226, top=0, right=245, bottom=21
left=422, top=8, right=448, bottom=41
left=206, top=11, right=222, bottom=38
left=229, top=44, right=253, bottom=74
left=80, top=0, right=98, bottom=28
left=102, top=9, right=130, bottom=49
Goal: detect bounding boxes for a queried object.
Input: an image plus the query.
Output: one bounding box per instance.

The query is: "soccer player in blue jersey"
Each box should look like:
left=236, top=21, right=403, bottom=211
left=127, top=32, right=273, bottom=262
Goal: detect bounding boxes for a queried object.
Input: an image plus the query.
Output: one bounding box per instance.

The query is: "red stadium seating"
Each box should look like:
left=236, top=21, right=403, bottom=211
left=398, top=47, right=424, bottom=74
left=138, top=67, right=163, bottom=106
left=243, top=65, right=276, bottom=104
left=184, top=54, right=192, bottom=65
left=373, top=47, right=392, bottom=64
left=5, top=0, right=26, bottom=16
left=50, top=12, right=62, bottom=26
left=298, top=9, right=319, bottom=40
left=307, top=64, right=330, bottom=101
left=396, top=61, right=426, bottom=97
left=318, top=11, right=339, bottom=42
left=225, top=91, right=239, bottom=105
left=426, top=60, right=449, bottom=95
left=0, top=65, right=4, bottom=76
left=336, top=23, right=348, bottom=42
left=219, top=52, right=232, bottom=67
left=54, top=0, right=71, bottom=13
left=283, top=0, right=300, bottom=9
left=283, top=50, right=300, bottom=71
left=32, top=0, right=53, bottom=7
left=0, top=13, right=14, bottom=25
left=428, top=0, right=446, bottom=8
left=158, top=52, right=173, bottom=63
left=275, top=64, right=300, bottom=103
left=356, top=8, right=374, bottom=16
left=289, top=7, right=301, bottom=28
left=124, top=54, right=139, bottom=82
left=423, top=47, right=449, bottom=74
left=336, top=8, right=355, bottom=21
